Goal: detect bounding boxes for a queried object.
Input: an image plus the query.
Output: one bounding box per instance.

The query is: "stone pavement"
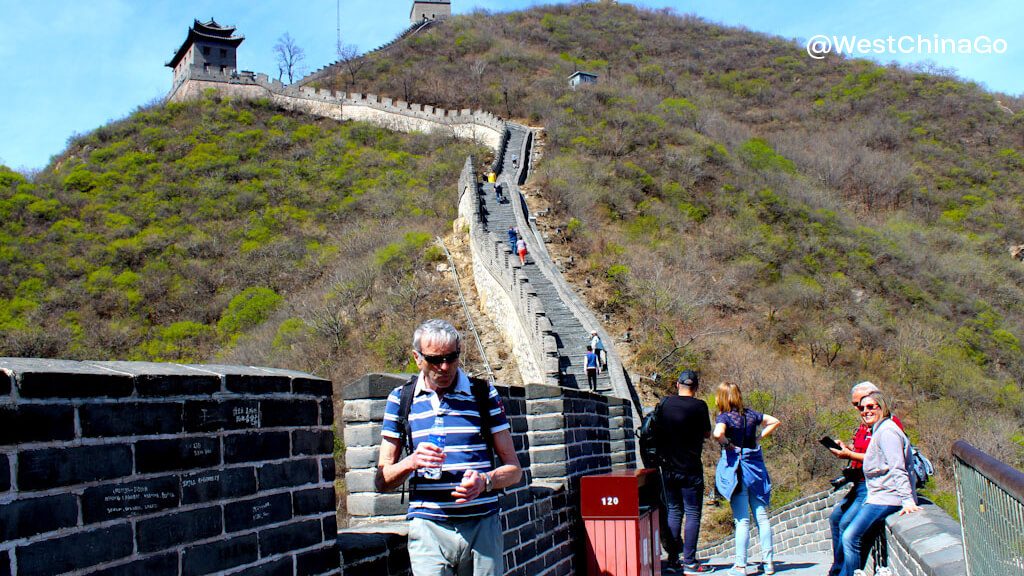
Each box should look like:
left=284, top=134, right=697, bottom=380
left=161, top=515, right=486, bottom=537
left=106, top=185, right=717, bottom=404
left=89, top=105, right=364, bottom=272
left=663, top=552, right=831, bottom=575
left=478, top=124, right=612, bottom=393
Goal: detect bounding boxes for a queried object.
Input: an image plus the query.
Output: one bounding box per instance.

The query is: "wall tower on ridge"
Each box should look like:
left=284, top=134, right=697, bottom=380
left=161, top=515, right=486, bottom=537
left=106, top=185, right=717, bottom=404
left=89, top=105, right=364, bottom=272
left=166, top=19, right=245, bottom=91
left=410, top=0, right=451, bottom=25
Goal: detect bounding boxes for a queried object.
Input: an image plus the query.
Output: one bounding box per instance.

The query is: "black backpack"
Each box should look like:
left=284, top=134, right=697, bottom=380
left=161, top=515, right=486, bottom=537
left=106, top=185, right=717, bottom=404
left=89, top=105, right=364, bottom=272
left=638, top=398, right=666, bottom=468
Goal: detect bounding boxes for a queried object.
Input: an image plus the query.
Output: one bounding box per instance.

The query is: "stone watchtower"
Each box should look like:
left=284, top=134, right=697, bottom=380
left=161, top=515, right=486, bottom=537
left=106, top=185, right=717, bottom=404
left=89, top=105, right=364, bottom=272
left=166, top=19, right=244, bottom=89
left=410, top=0, right=451, bottom=25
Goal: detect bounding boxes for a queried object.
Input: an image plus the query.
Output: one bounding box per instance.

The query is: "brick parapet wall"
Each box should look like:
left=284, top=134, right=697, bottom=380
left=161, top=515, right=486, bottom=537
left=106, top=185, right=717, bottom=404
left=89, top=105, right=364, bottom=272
left=166, top=73, right=504, bottom=150
left=340, top=373, right=634, bottom=576
left=699, top=487, right=966, bottom=576
left=880, top=504, right=966, bottom=576
left=698, top=488, right=845, bottom=560
left=0, top=358, right=338, bottom=576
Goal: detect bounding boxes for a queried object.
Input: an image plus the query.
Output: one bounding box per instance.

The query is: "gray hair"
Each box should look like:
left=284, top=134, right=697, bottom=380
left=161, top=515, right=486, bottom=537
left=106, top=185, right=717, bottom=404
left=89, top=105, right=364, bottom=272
left=851, top=381, right=880, bottom=395
left=412, top=319, right=461, bottom=353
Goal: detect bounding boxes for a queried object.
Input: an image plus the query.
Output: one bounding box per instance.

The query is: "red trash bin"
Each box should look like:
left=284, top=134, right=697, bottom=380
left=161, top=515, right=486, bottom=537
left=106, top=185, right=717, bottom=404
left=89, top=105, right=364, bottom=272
left=581, top=469, right=662, bottom=576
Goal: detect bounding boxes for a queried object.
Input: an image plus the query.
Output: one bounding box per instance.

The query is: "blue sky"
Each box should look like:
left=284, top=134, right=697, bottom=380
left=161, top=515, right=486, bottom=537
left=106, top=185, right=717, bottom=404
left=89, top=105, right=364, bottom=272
left=1, top=0, right=1020, bottom=172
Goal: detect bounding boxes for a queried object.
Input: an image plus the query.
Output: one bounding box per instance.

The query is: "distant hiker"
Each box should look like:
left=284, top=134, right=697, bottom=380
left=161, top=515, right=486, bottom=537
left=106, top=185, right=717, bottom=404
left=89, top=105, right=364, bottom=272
left=516, top=237, right=527, bottom=265
left=508, top=227, right=518, bottom=253
left=584, top=345, right=599, bottom=391
left=511, top=154, right=518, bottom=170
left=495, top=182, right=503, bottom=203
left=375, top=319, right=522, bottom=576
left=714, top=381, right=781, bottom=576
left=658, top=370, right=713, bottom=574
left=487, top=170, right=496, bottom=183
left=590, top=330, right=606, bottom=371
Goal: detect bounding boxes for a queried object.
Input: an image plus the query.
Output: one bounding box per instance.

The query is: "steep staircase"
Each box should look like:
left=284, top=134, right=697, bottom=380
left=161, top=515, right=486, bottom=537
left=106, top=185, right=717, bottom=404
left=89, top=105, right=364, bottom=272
left=475, top=126, right=612, bottom=393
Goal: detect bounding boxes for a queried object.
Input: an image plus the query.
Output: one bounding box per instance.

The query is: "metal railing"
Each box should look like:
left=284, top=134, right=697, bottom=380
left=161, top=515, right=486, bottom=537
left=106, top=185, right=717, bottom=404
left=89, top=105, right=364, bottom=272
left=952, top=440, right=1024, bottom=576
left=435, top=235, right=495, bottom=385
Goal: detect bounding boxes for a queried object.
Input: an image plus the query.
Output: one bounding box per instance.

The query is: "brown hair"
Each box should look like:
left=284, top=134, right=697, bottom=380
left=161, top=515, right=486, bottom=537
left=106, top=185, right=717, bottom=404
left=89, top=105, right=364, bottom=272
left=714, top=381, right=744, bottom=414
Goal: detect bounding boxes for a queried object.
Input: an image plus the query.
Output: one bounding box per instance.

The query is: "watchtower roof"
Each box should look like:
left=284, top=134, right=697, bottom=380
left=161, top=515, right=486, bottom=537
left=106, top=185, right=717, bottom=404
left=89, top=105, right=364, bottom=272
left=166, top=19, right=244, bottom=69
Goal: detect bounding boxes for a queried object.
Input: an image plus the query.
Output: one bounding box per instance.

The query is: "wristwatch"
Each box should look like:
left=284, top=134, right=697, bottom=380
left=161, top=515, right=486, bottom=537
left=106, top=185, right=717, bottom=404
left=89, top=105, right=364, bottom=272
left=483, top=472, right=493, bottom=492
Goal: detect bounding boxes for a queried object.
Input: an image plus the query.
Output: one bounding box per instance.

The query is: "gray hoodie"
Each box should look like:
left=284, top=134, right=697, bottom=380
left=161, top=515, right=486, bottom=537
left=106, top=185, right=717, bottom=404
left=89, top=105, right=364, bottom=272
left=863, top=418, right=918, bottom=507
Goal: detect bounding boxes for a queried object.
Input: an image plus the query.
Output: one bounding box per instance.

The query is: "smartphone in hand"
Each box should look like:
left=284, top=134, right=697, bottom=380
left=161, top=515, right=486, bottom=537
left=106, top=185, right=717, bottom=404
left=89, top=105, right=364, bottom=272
left=819, top=436, right=842, bottom=451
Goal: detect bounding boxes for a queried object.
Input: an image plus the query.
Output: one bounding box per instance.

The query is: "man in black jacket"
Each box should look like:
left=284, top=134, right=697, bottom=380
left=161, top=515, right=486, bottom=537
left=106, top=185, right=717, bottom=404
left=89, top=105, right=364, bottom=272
left=657, top=369, right=713, bottom=574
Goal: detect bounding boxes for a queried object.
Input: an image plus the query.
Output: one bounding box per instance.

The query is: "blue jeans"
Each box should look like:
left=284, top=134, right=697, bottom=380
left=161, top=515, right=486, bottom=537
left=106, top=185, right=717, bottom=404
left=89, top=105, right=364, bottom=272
left=840, top=503, right=900, bottom=576
left=730, top=483, right=773, bottom=568
left=663, top=473, right=704, bottom=565
left=828, top=481, right=867, bottom=576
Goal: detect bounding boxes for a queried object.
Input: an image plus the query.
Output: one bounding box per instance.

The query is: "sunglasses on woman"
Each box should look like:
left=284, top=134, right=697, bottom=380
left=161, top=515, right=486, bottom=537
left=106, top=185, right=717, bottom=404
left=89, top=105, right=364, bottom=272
left=858, top=403, right=880, bottom=412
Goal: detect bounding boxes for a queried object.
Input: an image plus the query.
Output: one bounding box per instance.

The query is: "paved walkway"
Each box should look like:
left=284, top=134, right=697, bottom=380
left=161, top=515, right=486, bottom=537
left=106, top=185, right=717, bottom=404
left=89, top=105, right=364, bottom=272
left=477, top=125, right=611, bottom=392
left=663, top=552, right=831, bottom=575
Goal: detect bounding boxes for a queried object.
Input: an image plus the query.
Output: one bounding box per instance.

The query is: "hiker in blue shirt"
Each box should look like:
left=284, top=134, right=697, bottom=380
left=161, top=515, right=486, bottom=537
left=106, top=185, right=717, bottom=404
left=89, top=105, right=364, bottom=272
left=376, top=319, right=522, bottom=576
left=584, top=345, right=599, bottom=391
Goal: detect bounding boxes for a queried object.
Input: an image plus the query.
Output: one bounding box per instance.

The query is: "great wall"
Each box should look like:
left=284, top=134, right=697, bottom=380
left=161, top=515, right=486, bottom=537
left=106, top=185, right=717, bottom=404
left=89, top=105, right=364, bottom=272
left=0, top=16, right=998, bottom=576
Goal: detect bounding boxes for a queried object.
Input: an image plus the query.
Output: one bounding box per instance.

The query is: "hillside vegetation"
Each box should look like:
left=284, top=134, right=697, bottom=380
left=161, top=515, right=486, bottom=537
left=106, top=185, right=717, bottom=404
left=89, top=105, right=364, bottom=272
left=316, top=2, right=1024, bottom=505
left=0, top=94, right=489, bottom=382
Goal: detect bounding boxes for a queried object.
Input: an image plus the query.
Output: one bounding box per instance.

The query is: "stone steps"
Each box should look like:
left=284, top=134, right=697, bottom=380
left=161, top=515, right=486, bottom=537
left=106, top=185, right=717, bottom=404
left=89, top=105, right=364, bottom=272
left=478, top=125, right=611, bottom=392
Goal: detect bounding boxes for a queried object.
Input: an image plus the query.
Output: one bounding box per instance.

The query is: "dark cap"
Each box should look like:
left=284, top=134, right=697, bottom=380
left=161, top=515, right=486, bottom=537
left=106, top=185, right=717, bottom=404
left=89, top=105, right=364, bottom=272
left=677, top=369, right=698, bottom=387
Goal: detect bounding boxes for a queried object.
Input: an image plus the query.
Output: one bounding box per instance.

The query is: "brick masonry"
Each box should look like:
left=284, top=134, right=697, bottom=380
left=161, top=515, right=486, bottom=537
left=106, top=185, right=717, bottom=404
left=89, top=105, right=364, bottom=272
left=699, top=486, right=966, bottom=576
left=340, top=373, right=635, bottom=576
left=0, top=359, right=338, bottom=576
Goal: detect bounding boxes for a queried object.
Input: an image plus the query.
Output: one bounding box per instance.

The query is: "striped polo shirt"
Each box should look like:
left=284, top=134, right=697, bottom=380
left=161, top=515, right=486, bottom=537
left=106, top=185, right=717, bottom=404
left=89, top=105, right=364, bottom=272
left=381, top=369, right=511, bottom=521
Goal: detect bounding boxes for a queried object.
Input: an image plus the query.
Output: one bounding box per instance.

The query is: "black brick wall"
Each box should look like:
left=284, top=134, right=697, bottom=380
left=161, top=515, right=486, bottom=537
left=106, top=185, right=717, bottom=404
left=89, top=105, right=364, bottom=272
left=0, top=359, right=339, bottom=576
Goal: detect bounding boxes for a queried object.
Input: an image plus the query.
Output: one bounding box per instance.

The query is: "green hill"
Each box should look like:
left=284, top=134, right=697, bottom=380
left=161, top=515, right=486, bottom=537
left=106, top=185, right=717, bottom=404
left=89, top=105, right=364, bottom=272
left=0, top=96, right=487, bottom=379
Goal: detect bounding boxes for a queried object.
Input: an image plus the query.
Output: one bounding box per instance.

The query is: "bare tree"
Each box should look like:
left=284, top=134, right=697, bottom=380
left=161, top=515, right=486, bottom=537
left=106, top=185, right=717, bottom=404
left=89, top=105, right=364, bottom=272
left=337, top=44, right=365, bottom=89
left=274, top=33, right=306, bottom=84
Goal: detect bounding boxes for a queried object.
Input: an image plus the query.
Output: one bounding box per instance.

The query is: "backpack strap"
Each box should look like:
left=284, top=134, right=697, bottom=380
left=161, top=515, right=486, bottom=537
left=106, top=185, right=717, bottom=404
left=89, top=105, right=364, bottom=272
left=397, top=374, right=418, bottom=456
left=469, top=377, right=497, bottom=464
left=396, top=374, right=418, bottom=504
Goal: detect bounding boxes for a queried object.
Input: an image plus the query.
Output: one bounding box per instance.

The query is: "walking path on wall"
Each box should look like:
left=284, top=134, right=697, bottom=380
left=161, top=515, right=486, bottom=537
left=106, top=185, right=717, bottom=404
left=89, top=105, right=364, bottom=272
left=477, top=125, right=612, bottom=393
left=671, top=552, right=831, bottom=576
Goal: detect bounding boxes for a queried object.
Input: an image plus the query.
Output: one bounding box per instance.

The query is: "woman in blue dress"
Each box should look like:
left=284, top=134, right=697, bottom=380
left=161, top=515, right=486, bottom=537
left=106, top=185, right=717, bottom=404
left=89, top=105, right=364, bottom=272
left=713, top=382, right=781, bottom=576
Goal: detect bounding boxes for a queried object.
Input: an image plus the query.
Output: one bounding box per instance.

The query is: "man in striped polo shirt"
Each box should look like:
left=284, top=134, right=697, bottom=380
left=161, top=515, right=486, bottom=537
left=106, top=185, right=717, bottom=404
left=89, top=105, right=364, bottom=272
left=375, top=319, right=522, bottom=576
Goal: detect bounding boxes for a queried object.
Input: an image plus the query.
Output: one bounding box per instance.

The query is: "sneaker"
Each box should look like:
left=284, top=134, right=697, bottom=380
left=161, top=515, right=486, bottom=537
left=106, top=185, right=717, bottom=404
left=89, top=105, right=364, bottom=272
left=664, top=560, right=683, bottom=574
left=726, top=567, right=747, bottom=576
left=763, top=561, right=775, bottom=575
left=683, top=563, right=714, bottom=574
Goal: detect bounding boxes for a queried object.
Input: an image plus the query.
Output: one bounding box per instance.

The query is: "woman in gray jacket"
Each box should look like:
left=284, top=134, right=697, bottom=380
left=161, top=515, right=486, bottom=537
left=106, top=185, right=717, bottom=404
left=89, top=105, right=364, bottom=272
left=839, top=391, right=922, bottom=576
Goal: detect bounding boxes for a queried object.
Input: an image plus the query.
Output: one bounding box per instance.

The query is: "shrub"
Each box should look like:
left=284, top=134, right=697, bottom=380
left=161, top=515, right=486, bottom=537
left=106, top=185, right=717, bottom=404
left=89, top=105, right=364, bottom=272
left=737, top=138, right=797, bottom=174
left=217, top=287, right=284, bottom=339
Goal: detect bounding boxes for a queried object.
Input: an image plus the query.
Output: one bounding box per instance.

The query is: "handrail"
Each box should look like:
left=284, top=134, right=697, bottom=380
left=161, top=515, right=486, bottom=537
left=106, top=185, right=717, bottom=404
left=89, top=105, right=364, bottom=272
left=952, top=440, right=1024, bottom=576
left=436, top=234, right=496, bottom=385
left=952, top=440, right=1024, bottom=502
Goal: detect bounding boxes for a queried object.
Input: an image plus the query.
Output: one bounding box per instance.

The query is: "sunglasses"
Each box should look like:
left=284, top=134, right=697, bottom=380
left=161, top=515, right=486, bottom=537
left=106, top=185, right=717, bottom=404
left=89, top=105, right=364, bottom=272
left=419, top=350, right=461, bottom=366
left=858, top=403, right=881, bottom=412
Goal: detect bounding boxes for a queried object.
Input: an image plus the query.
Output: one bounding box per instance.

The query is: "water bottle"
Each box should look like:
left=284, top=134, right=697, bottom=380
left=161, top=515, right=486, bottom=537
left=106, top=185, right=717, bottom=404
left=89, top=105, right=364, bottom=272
left=422, top=413, right=445, bottom=480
